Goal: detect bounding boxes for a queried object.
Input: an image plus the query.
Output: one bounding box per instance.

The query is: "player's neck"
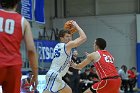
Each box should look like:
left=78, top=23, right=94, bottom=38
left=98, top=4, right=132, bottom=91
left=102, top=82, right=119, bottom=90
left=4, top=8, right=16, bottom=12
left=3, top=5, right=17, bottom=12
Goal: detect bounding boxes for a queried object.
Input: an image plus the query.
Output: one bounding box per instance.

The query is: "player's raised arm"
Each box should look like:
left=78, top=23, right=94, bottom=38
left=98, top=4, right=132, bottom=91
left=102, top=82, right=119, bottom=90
left=66, top=21, right=87, bottom=49
left=23, top=19, right=38, bottom=89
left=71, top=53, right=93, bottom=70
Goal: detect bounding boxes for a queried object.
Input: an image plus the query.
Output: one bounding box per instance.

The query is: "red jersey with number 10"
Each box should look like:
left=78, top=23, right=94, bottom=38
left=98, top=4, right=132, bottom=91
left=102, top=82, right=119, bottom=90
left=93, top=50, right=118, bottom=79
left=0, top=9, right=23, bottom=67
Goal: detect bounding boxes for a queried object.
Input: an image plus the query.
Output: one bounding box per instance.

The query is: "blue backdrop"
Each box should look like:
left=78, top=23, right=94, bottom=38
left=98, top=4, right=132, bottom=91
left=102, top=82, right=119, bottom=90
left=21, top=0, right=32, bottom=20
left=136, top=43, right=140, bottom=88
left=34, top=40, right=58, bottom=63
left=34, top=0, right=45, bottom=24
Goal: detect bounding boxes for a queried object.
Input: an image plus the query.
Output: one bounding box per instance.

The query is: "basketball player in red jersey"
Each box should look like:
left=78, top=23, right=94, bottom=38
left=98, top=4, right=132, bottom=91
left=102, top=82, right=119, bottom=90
left=0, top=0, right=38, bottom=93
left=71, top=38, right=121, bottom=93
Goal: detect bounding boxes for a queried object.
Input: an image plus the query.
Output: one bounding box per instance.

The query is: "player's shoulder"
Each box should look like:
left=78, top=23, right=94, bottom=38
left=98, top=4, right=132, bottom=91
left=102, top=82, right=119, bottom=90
left=22, top=18, right=31, bottom=31
left=88, top=51, right=101, bottom=62
left=55, top=43, right=65, bottom=47
left=53, top=43, right=65, bottom=52
left=86, top=52, right=99, bottom=60
left=93, top=51, right=101, bottom=58
left=23, top=18, right=29, bottom=25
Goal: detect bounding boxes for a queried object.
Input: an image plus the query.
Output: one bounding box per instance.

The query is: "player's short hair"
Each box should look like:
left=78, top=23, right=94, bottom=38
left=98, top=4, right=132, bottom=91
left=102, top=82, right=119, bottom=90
left=0, top=0, right=20, bottom=9
left=95, top=38, right=106, bottom=50
left=131, top=67, right=136, bottom=70
left=27, top=70, right=32, bottom=73
left=26, top=70, right=32, bottom=75
left=58, top=29, right=71, bottom=38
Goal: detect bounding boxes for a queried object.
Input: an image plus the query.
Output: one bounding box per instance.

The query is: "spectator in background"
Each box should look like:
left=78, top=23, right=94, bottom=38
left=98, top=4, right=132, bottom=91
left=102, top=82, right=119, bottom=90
left=88, top=65, right=99, bottom=82
left=21, top=71, right=34, bottom=93
left=128, top=67, right=138, bottom=90
left=21, top=71, right=39, bottom=93
left=118, top=65, right=130, bottom=92
left=79, top=69, right=92, bottom=93
left=68, top=50, right=81, bottom=93
left=89, top=65, right=95, bottom=74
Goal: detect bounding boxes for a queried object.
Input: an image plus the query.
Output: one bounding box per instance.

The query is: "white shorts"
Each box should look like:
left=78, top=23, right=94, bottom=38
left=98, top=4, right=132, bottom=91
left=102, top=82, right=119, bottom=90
left=44, top=71, right=66, bottom=93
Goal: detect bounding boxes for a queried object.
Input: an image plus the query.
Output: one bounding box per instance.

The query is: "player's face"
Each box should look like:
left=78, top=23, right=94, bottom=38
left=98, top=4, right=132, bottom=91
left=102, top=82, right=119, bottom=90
left=62, top=33, right=72, bottom=43
left=27, top=72, right=33, bottom=78
left=73, top=50, right=78, bottom=56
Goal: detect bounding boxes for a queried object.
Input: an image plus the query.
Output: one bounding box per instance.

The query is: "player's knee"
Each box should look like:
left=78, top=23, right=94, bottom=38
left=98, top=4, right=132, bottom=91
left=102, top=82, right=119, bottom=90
left=60, top=85, right=72, bottom=93
left=66, top=86, right=72, bottom=93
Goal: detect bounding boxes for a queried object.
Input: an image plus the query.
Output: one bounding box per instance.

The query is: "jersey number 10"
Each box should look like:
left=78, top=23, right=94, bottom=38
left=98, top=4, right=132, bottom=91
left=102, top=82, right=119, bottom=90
left=0, top=17, right=15, bottom=34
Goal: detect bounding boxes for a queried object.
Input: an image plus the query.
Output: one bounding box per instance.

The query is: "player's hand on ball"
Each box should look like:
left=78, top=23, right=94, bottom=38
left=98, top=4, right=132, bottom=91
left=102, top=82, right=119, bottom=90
left=64, top=20, right=77, bottom=34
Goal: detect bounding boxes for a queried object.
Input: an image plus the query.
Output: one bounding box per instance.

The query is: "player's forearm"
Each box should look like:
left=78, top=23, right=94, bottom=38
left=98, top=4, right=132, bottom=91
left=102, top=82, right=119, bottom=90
left=28, top=50, right=38, bottom=77
left=76, top=25, right=87, bottom=42
left=72, top=63, right=83, bottom=70
left=75, top=59, right=90, bottom=70
left=75, top=64, right=82, bottom=70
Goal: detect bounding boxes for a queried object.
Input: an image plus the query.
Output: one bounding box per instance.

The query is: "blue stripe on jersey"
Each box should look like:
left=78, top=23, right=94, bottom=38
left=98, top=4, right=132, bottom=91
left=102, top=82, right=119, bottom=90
left=44, top=72, right=54, bottom=91
left=57, top=56, right=69, bottom=73
left=48, top=73, right=58, bottom=92
left=48, top=73, right=57, bottom=91
left=57, top=49, right=72, bottom=73
left=50, top=74, right=58, bottom=92
left=64, top=44, right=68, bottom=56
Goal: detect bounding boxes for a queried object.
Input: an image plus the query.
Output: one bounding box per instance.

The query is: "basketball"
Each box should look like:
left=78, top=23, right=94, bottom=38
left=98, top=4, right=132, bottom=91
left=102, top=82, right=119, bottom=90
left=64, top=20, right=77, bottom=34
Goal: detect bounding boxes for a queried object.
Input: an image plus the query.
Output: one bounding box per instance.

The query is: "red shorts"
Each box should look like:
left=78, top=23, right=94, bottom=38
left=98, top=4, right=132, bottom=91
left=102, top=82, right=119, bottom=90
left=91, top=77, right=121, bottom=93
left=0, top=65, right=22, bottom=93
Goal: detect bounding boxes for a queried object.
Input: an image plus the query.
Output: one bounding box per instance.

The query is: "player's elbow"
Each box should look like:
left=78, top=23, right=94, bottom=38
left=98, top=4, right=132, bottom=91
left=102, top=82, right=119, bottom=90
left=79, top=36, right=87, bottom=44
left=81, top=35, right=87, bottom=42
left=83, top=36, right=87, bottom=42
left=27, top=47, right=36, bottom=54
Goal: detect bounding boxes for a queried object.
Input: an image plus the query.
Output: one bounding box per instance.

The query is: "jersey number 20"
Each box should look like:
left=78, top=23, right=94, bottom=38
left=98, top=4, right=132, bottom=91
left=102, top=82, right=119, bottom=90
left=0, top=17, right=15, bottom=34
left=103, top=54, right=113, bottom=63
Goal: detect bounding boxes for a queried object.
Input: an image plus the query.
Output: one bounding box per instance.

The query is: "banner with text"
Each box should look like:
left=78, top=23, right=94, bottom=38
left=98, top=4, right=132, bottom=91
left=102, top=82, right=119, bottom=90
left=21, top=0, right=32, bottom=20
left=34, top=40, right=58, bottom=63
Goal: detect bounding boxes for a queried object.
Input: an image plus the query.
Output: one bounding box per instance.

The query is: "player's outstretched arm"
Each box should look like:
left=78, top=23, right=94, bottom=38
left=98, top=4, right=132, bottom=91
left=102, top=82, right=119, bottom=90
left=66, top=21, right=87, bottom=49
left=71, top=53, right=94, bottom=70
left=23, top=19, right=38, bottom=89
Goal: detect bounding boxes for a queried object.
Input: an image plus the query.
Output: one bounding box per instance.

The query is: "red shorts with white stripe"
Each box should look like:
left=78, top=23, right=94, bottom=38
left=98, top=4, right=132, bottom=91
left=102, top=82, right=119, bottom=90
left=91, top=77, right=121, bottom=93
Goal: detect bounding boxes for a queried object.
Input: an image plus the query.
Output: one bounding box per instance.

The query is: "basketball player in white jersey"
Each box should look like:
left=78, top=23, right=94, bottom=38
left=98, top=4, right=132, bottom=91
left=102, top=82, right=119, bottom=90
left=43, top=21, right=87, bottom=93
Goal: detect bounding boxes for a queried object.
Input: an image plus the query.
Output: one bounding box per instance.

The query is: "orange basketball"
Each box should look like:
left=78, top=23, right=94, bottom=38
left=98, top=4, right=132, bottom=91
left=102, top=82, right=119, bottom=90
left=64, top=20, right=77, bottom=34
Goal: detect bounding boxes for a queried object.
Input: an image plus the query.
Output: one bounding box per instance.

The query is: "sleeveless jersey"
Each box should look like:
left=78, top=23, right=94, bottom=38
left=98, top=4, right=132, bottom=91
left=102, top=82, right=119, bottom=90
left=93, top=50, right=119, bottom=79
left=49, top=43, right=72, bottom=77
left=0, top=9, right=24, bottom=67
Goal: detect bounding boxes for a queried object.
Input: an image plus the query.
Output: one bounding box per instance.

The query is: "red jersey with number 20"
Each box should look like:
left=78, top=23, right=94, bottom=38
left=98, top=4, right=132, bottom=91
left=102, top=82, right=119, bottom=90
left=0, top=9, right=24, bottom=67
left=93, top=50, right=118, bottom=79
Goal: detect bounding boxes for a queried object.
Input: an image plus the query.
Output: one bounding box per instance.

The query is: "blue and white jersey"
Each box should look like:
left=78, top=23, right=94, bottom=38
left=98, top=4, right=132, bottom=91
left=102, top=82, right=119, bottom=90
left=44, top=43, right=72, bottom=92
left=49, top=43, right=72, bottom=77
